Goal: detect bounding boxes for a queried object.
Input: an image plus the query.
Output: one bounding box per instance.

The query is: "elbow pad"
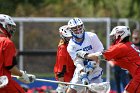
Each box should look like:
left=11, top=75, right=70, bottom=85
left=57, top=65, right=66, bottom=78
left=6, top=56, right=17, bottom=70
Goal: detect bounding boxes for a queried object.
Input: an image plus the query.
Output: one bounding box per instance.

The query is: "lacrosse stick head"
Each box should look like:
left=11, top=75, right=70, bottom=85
left=88, top=82, right=110, bottom=93
left=0, top=76, right=8, bottom=88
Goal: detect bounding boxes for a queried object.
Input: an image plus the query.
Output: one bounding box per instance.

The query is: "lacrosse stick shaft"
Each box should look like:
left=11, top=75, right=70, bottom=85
left=12, top=75, right=110, bottom=93
left=36, top=78, right=110, bottom=93
left=12, top=75, right=87, bottom=87
left=36, top=78, right=87, bottom=87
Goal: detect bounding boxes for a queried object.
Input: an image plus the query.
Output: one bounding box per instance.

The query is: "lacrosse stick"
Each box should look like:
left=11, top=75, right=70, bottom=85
left=12, top=75, right=110, bottom=93
left=36, top=78, right=110, bottom=93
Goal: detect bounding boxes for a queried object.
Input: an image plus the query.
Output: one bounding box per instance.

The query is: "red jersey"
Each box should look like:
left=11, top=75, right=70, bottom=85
left=54, top=43, right=75, bottom=82
left=103, top=42, right=140, bottom=77
left=104, top=41, right=140, bottom=93
left=0, top=35, right=25, bottom=93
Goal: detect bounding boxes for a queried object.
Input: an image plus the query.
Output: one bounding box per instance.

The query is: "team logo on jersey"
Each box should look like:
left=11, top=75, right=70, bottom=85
left=76, top=45, right=92, bottom=52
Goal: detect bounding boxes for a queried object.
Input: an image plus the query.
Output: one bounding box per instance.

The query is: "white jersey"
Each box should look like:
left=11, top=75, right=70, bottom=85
left=67, top=32, right=104, bottom=60
left=67, top=32, right=104, bottom=91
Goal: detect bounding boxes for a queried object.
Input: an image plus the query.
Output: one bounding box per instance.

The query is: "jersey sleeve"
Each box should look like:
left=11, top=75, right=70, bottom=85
left=67, top=43, right=76, bottom=61
left=3, top=41, right=16, bottom=67
left=103, top=45, right=120, bottom=60
left=90, top=33, right=104, bottom=52
left=55, top=45, right=67, bottom=72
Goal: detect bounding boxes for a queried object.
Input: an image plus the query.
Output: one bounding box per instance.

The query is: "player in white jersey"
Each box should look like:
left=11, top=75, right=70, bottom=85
left=66, top=18, right=104, bottom=93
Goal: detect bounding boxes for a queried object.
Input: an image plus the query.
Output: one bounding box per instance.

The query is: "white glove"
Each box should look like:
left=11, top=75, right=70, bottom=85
left=79, top=72, right=89, bottom=85
left=0, top=76, right=8, bottom=88
left=17, top=71, right=36, bottom=84
left=56, top=84, right=67, bottom=93
left=76, top=51, right=89, bottom=59
left=85, top=61, right=97, bottom=74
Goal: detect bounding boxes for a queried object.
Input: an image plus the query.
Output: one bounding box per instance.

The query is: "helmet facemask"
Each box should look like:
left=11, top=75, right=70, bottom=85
left=59, top=25, right=72, bottom=43
left=110, top=26, right=131, bottom=44
left=68, top=18, right=85, bottom=39
left=0, top=14, right=16, bottom=38
left=110, top=35, right=116, bottom=43
left=5, top=24, right=16, bottom=36
left=71, top=24, right=85, bottom=39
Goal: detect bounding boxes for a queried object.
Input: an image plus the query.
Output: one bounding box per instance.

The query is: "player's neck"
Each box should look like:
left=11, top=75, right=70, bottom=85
left=75, top=38, right=83, bottom=42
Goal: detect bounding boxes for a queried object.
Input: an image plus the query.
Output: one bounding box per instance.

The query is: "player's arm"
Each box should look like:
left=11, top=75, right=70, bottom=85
left=8, top=56, right=36, bottom=84
left=6, top=56, right=22, bottom=76
left=77, top=46, right=120, bottom=62
left=56, top=65, right=66, bottom=81
left=55, top=47, right=67, bottom=81
left=4, top=42, right=35, bottom=83
left=3, top=42, right=22, bottom=76
left=77, top=51, right=105, bottom=62
left=86, top=52, right=104, bottom=62
left=67, top=45, right=85, bottom=72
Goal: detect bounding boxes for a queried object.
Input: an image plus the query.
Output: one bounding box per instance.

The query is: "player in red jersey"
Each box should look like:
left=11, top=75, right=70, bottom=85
left=54, top=25, right=75, bottom=93
left=0, top=14, right=35, bottom=93
left=77, top=26, right=140, bottom=93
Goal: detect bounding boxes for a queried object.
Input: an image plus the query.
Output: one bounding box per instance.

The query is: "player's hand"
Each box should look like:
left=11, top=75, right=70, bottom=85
left=85, top=61, right=97, bottom=74
left=76, top=51, right=89, bottom=59
left=0, top=76, right=8, bottom=88
left=17, top=71, right=36, bottom=84
left=56, top=84, right=67, bottom=93
left=79, top=72, right=89, bottom=85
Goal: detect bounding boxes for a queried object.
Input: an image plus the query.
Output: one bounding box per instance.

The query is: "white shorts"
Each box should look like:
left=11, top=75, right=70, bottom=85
left=69, top=66, right=103, bottom=92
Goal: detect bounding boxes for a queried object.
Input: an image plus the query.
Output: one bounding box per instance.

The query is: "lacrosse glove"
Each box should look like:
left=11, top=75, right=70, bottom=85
left=17, top=70, right=36, bottom=84
left=79, top=72, right=89, bottom=85
left=85, top=61, right=97, bottom=74
left=76, top=51, right=89, bottom=59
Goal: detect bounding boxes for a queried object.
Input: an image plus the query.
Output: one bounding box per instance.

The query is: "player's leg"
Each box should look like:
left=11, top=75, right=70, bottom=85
left=66, top=69, right=85, bottom=93
left=87, top=67, right=103, bottom=93
left=125, top=73, right=140, bottom=93
left=0, top=79, right=25, bottom=93
left=66, top=87, right=77, bottom=93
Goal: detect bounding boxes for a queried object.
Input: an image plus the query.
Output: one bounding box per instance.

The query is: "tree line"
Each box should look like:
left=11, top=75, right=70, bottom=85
left=0, top=0, right=140, bottom=20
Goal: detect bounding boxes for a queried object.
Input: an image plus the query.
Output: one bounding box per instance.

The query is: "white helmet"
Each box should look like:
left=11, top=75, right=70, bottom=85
left=59, top=25, right=72, bottom=42
left=110, top=26, right=131, bottom=42
left=68, top=17, right=85, bottom=39
left=59, top=25, right=72, bottom=38
left=0, top=14, right=16, bottom=38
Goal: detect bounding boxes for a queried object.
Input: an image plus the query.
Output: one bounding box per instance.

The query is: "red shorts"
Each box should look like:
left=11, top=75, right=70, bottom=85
left=0, top=79, right=25, bottom=93
left=125, top=67, right=140, bottom=93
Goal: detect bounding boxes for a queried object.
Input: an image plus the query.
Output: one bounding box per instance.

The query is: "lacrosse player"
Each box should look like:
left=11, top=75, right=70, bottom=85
left=54, top=25, right=75, bottom=93
left=77, top=26, right=140, bottom=93
left=0, top=14, right=35, bottom=93
left=66, top=18, right=104, bottom=93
